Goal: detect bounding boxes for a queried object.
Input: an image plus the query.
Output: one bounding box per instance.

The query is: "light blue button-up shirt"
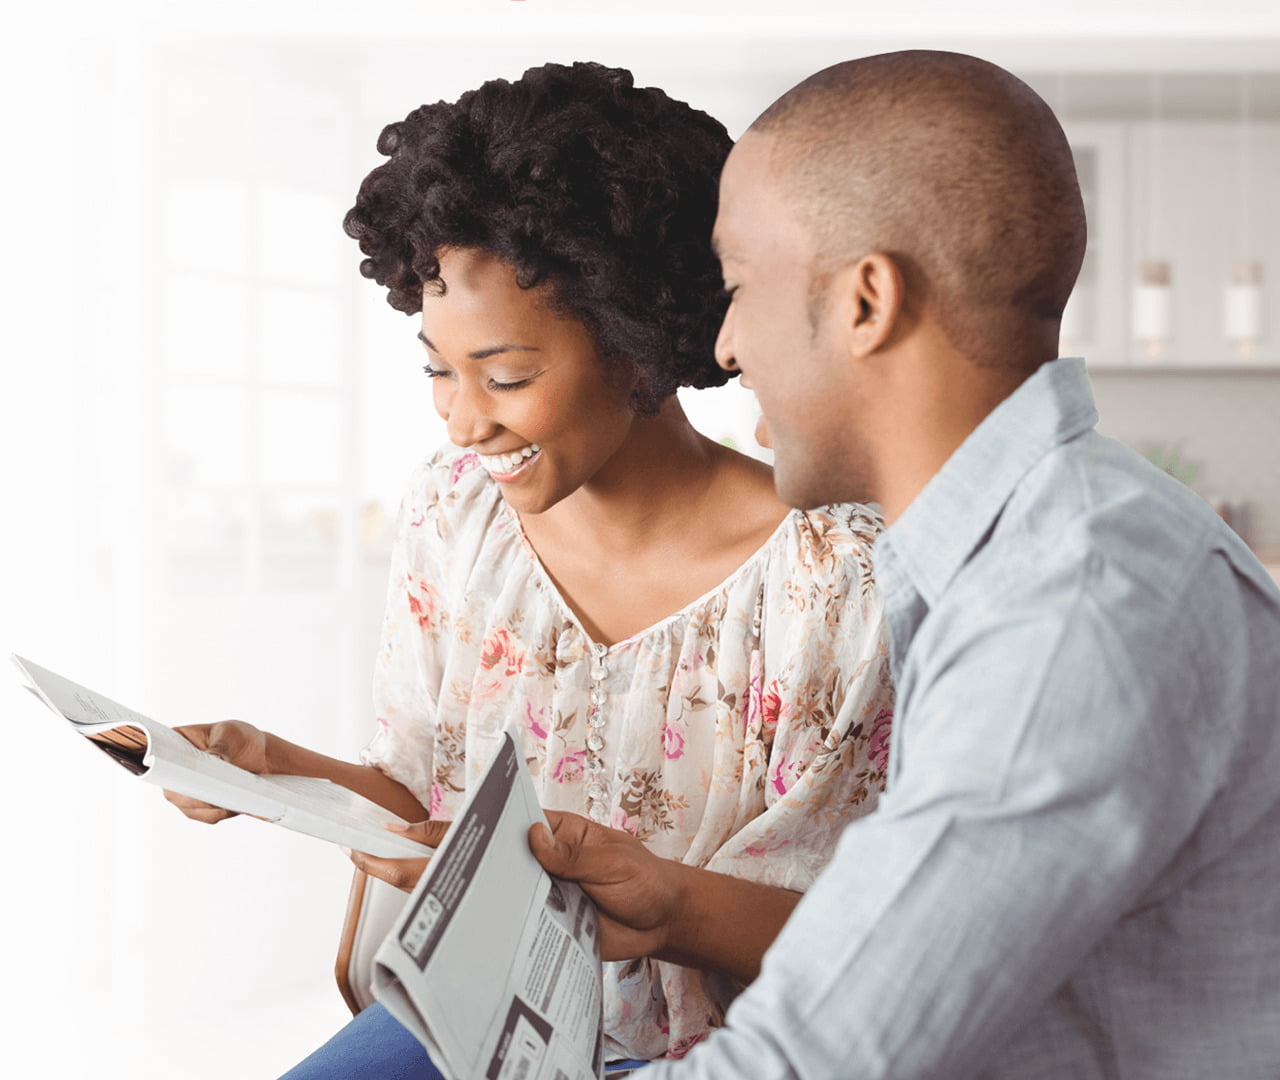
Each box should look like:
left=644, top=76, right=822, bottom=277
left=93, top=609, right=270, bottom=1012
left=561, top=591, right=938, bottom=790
left=649, top=357, right=1280, bottom=1079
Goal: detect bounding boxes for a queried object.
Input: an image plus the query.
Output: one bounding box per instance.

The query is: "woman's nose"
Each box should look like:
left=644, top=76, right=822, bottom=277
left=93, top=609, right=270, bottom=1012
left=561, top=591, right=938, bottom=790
left=440, top=382, right=499, bottom=448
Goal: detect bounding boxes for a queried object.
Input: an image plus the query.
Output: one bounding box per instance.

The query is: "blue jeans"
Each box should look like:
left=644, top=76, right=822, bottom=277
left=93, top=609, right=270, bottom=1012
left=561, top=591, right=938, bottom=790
left=279, top=1002, right=649, bottom=1079
left=279, top=1002, right=444, bottom=1080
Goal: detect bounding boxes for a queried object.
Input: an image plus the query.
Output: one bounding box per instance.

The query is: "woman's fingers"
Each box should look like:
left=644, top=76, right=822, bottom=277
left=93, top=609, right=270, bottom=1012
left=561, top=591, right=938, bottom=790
left=162, top=787, right=239, bottom=823
left=385, top=818, right=452, bottom=849
left=347, top=851, right=432, bottom=893
left=175, top=719, right=270, bottom=773
left=344, top=819, right=451, bottom=892
left=164, top=720, right=272, bottom=823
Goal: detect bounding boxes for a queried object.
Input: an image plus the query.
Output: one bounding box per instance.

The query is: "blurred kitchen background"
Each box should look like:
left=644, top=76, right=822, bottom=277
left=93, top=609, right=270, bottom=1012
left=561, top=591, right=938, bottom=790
left=2, top=2, right=1278, bottom=1076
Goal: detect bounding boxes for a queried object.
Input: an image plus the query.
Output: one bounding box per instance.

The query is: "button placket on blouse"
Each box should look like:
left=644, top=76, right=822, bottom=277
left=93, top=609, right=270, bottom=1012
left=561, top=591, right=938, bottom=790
left=585, top=640, right=609, bottom=822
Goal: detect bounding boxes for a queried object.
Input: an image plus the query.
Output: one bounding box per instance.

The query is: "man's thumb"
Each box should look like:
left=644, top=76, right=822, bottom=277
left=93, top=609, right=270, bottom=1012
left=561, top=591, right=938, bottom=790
left=529, top=822, right=565, bottom=869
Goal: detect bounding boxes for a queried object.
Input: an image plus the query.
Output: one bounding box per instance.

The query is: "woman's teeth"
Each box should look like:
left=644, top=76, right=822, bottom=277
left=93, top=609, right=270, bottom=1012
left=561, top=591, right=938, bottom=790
left=479, top=444, right=541, bottom=476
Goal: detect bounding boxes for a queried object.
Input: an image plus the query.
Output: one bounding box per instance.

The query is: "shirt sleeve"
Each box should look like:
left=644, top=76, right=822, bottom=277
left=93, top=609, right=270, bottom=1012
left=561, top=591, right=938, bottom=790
left=646, top=554, right=1222, bottom=1080
left=359, top=452, right=455, bottom=812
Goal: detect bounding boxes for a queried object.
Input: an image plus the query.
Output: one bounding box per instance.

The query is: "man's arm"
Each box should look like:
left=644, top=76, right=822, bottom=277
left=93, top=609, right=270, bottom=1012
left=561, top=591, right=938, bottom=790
left=552, top=595, right=1215, bottom=1079
left=530, top=811, right=801, bottom=985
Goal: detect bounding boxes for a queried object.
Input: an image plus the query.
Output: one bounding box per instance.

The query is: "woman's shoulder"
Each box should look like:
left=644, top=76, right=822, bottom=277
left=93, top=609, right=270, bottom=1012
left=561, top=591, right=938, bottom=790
left=775, top=501, right=884, bottom=594
left=401, top=444, right=499, bottom=512
left=796, top=501, right=884, bottom=551
left=396, top=444, right=509, bottom=555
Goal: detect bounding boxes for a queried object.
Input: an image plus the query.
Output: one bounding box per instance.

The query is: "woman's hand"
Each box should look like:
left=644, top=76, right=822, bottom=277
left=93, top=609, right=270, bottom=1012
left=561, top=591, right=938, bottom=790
left=163, top=719, right=271, bottom=823
left=346, top=820, right=453, bottom=893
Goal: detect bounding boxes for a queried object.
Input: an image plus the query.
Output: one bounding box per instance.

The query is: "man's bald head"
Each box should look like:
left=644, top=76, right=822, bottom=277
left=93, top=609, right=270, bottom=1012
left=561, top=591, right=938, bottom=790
left=748, top=50, right=1086, bottom=371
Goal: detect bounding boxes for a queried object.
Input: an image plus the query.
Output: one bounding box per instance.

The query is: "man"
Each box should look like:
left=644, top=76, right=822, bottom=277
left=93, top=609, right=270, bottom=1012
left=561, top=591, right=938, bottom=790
left=527, top=50, right=1280, bottom=1077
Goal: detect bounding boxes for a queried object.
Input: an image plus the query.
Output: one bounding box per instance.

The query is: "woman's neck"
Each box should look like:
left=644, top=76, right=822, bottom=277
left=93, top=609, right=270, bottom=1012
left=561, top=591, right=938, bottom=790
left=528, top=397, right=726, bottom=557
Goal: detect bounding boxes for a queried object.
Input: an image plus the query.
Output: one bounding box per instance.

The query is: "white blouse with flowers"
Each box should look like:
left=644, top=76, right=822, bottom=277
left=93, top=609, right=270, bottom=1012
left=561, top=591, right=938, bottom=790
left=361, top=445, right=894, bottom=1061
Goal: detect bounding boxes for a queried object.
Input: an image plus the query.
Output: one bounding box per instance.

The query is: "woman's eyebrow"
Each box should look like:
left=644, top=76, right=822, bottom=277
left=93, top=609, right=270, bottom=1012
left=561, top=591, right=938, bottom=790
left=417, top=331, right=540, bottom=361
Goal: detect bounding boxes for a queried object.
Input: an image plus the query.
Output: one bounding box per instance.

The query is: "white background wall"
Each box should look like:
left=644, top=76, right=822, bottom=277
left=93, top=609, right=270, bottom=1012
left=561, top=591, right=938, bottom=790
left=2, top=2, right=1279, bottom=1076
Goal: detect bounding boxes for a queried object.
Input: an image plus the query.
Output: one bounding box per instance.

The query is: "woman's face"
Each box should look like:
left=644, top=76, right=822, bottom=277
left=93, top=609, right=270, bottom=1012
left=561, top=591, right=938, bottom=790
left=419, top=247, right=637, bottom=515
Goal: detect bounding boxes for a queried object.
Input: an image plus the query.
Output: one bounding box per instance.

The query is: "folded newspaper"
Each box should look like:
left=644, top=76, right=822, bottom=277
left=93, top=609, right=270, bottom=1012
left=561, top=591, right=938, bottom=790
left=10, top=654, right=431, bottom=859
left=374, top=731, right=605, bottom=1080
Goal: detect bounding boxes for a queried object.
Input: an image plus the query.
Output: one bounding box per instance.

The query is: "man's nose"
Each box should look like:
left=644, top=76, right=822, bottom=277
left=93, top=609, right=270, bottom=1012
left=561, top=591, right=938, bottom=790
left=714, top=306, right=738, bottom=372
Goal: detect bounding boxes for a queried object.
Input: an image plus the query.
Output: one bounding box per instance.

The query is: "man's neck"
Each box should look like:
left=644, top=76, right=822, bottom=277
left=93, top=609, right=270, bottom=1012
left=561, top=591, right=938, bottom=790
left=874, top=342, right=1040, bottom=526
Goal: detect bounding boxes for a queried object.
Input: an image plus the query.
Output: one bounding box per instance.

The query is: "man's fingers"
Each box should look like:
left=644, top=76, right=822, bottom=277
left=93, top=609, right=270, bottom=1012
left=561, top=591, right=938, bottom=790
left=529, top=821, right=572, bottom=875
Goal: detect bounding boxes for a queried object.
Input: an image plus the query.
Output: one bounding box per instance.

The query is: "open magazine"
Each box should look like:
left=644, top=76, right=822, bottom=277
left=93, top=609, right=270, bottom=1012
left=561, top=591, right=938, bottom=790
left=10, top=654, right=431, bottom=859
left=374, top=731, right=605, bottom=1080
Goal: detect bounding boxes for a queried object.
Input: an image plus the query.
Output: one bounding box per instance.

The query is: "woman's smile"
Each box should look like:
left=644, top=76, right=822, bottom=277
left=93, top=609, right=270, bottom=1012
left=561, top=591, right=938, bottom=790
left=478, top=444, right=542, bottom=482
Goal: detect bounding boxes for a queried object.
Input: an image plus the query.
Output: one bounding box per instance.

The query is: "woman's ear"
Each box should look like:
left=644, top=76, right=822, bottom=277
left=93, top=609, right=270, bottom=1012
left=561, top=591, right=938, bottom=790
left=846, top=252, right=904, bottom=357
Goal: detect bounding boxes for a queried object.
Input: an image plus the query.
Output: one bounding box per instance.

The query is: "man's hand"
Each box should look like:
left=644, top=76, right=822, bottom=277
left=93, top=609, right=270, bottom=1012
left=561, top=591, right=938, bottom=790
left=163, top=720, right=271, bottom=823
left=529, top=810, right=686, bottom=961
left=346, top=820, right=453, bottom=893
left=530, top=810, right=802, bottom=985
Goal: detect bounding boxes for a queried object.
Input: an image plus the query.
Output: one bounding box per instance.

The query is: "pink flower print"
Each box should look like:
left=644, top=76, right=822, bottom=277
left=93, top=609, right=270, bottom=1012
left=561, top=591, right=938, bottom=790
left=450, top=452, right=480, bottom=486
left=768, top=753, right=805, bottom=797
left=551, top=749, right=586, bottom=784
left=744, top=838, right=793, bottom=857
left=406, top=575, right=441, bottom=633
left=761, top=679, right=784, bottom=739
left=668, top=1034, right=706, bottom=1060
left=429, top=782, right=445, bottom=819
left=662, top=719, right=686, bottom=760
left=479, top=627, right=525, bottom=677
left=525, top=702, right=549, bottom=741
left=611, top=808, right=636, bottom=835
left=867, top=707, right=893, bottom=773
left=744, top=651, right=764, bottom=736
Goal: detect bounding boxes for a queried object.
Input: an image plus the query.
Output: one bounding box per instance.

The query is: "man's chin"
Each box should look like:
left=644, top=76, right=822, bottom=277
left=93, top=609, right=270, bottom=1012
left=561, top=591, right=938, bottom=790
left=754, top=412, right=773, bottom=450
left=773, top=453, right=871, bottom=511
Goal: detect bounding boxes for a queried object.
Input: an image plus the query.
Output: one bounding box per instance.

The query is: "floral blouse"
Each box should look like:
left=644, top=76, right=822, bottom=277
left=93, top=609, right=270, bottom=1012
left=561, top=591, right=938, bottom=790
left=362, top=445, right=894, bottom=1061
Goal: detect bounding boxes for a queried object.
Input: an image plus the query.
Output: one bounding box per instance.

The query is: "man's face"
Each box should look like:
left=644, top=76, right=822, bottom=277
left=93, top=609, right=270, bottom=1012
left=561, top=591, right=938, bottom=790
left=712, top=133, right=875, bottom=510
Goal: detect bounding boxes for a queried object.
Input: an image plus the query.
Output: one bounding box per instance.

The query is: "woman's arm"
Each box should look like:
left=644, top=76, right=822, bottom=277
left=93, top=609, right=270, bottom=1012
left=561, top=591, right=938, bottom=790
left=165, top=719, right=428, bottom=824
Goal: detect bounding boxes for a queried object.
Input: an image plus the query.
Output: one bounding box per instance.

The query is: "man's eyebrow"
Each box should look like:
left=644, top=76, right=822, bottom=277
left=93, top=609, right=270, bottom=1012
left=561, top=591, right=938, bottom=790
left=417, top=331, right=540, bottom=361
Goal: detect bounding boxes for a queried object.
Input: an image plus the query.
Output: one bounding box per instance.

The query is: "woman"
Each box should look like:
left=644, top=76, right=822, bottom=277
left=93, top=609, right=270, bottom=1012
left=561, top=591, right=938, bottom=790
left=168, top=61, right=893, bottom=1075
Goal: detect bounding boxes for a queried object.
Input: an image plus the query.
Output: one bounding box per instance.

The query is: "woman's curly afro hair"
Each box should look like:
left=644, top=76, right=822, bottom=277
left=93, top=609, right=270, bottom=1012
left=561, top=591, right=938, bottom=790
left=343, top=61, right=735, bottom=416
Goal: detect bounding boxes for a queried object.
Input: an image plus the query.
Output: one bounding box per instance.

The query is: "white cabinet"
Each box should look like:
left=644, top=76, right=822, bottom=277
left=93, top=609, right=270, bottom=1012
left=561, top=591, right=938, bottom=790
left=1063, top=119, right=1280, bottom=367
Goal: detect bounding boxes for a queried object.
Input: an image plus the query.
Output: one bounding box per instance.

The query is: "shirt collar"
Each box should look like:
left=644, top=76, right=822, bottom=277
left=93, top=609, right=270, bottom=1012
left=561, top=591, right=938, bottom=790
left=874, top=357, right=1099, bottom=608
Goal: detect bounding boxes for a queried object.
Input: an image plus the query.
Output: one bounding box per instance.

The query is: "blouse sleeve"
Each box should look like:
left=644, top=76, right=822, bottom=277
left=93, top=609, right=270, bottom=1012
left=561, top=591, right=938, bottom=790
left=706, top=502, right=894, bottom=892
left=359, top=448, right=472, bottom=813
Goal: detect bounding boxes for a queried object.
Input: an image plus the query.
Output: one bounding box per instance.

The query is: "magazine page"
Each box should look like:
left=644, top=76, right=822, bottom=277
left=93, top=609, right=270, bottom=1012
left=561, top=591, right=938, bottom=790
left=373, top=731, right=604, bottom=1080
left=11, top=654, right=431, bottom=859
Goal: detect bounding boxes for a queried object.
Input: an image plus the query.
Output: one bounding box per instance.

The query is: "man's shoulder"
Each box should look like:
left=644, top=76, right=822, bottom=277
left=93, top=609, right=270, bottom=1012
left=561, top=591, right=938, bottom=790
left=981, top=430, right=1225, bottom=601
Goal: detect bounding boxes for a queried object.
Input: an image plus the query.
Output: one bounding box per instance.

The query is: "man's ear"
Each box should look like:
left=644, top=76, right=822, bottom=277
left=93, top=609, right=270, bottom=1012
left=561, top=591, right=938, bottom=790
left=844, top=252, right=904, bottom=357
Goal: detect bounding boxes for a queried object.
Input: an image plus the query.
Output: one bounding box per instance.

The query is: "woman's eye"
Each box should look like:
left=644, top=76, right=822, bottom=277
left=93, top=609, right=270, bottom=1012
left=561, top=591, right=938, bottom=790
left=488, top=378, right=530, bottom=392
left=422, top=365, right=452, bottom=379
